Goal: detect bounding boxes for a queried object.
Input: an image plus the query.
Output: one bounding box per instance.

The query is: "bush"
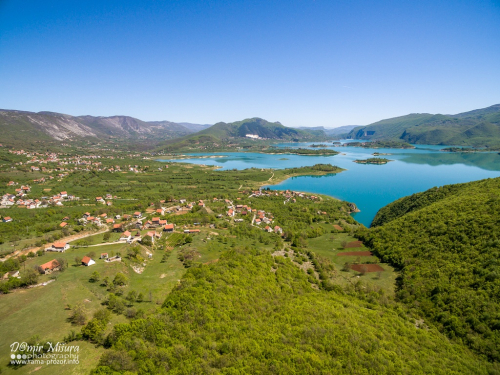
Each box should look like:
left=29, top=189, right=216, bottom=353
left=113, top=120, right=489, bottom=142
left=113, top=273, right=128, bottom=286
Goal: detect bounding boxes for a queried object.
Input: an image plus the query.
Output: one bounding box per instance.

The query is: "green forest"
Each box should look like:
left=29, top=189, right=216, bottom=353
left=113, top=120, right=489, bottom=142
left=91, top=247, right=495, bottom=374
left=358, top=178, right=500, bottom=361
left=1, top=145, right=500, bottom=374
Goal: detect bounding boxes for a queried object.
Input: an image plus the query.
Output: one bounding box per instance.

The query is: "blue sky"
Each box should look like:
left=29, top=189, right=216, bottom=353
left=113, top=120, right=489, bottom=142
left=1, top=0, right=499, bottom=127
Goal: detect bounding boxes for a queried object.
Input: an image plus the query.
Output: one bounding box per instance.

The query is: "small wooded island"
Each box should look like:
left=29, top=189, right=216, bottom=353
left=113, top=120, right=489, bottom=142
left=263, top=147, right=339, bottom=156
left=344, top=141, right=415, bottom=149
left=354, top=157, right=392, bottom=164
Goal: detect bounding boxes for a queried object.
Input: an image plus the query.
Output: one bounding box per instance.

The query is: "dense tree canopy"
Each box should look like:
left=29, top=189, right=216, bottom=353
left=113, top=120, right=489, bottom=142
left=359, top=177, right=500, bottom=361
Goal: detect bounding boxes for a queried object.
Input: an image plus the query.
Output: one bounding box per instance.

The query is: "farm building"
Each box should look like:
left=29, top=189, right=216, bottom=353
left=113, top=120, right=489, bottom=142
left=81, top=256, right=95, bottom=266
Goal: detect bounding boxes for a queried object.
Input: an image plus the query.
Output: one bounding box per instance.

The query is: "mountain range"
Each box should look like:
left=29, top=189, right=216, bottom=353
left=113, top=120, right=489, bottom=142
left=3, top=103, right=500, bottom=150
left=296, top=125, right=358, bottom=136
left=0, top=109, right=211, bottom=147
left=347, top=104, right=500, bottom=147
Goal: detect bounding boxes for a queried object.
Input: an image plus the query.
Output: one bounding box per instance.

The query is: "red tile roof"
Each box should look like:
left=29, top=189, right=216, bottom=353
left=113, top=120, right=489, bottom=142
left=40, top=259, right=59, bottom=271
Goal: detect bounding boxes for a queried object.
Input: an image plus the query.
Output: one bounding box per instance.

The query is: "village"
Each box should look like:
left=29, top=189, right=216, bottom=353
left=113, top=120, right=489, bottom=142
left=1, top=180, right=333, bottom=284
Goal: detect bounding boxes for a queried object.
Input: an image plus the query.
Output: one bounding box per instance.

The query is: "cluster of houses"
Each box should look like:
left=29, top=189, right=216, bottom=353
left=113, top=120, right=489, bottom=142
left=249, top=189, right=320, bottom=203
left=223, top=200, right=283, bottom=235
left=1, top=188, right=78, bottom=210
left=38, top=252, right=122, bottom=274
left=7, top=148, right=164, bottom=177
left=8, top=148, right=165, bottom=175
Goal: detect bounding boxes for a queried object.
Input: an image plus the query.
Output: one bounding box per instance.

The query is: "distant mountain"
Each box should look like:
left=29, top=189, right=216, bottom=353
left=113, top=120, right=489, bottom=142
left=0, top=110, right=211, bottom=146
left=347, top=104, right=500, bottom=147
left=160, top=118, right=327, bottom=151
left=296, top=125, right=358, bottom=137
left=175, top=122, right=212, bottom=132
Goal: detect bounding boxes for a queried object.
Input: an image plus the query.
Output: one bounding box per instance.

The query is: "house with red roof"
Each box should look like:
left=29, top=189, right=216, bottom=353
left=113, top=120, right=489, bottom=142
left=49, top=242, right=69, bottom=252
left=39, top=259, right=60, bottom=274
left=163, top=224, right=174, bottom=232
left=120, top=231, right=132, bottom=241
left=81, top=256, right=95, bottom=266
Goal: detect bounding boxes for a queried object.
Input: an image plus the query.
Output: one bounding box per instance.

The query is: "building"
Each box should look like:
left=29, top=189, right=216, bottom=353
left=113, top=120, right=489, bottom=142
left=163, top=224, right=174, bottom=232
left=81, top=256, right=95, bottom=266
left=120, top=231, right=132, bottom=241
left=39, top=259, right=60, bottom=274
left=49, top=242, right=70, bottom=252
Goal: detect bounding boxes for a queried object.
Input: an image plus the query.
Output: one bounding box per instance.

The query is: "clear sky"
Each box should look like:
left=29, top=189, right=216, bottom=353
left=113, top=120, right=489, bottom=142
left=0, top=0, right=499, bottom=127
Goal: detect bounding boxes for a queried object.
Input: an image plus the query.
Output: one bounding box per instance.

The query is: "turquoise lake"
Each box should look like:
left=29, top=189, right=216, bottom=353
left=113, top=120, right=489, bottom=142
left=159, top=143, right=500, bottom=227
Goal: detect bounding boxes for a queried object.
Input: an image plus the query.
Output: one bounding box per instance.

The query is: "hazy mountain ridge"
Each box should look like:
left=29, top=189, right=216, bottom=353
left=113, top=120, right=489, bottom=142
left=0, top=109, right=211, bottom=145
left=296, top=125, right=358, bottom=136
left=347, top=104, right=500, bottom=147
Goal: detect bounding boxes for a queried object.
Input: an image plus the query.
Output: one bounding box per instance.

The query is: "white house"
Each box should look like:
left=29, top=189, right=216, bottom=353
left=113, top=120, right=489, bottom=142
left=120, top=231, right=132, bottom=241
left=82, top=256, right=95, bottom=266
left=49, top=242, right=70, bottom=252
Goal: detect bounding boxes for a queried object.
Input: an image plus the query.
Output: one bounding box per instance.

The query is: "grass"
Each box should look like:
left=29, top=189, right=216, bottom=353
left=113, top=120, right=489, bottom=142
left=0, top=226, right=234, bottom=374
left=0, top=237, right=190, bottom=374
left=306, top=228, right=397, bottom=295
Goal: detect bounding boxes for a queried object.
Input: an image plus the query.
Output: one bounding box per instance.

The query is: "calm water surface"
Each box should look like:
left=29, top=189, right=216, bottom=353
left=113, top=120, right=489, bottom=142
left=159, top=143, right=500, bottom=227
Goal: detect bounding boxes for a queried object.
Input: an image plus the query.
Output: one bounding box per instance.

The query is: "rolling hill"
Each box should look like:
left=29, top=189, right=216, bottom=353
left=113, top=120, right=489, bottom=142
left=0, top=109, right=211, bottom=147
left=296, top=125, right=359, bottom=137
left=358, top=177, right=500, bottom=361
left=347, top=104, right=500, bottom=147
left=158, top=117, right=327, bottom=151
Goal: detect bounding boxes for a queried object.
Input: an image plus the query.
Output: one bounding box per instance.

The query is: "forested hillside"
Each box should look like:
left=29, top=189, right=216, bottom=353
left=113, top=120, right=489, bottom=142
left=347, top=104, right=500, bottom=148
left=92, top=247, right=493, bottom=374
left=371, top=182, right=470, bottom=226
left=358, top=177, right=500, bottom=361
left=158, top=117, right=326, bottom=151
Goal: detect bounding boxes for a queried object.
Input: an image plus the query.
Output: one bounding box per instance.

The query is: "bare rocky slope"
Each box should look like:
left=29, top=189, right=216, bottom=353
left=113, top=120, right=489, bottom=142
left=0, top=109, right=211, bottom=145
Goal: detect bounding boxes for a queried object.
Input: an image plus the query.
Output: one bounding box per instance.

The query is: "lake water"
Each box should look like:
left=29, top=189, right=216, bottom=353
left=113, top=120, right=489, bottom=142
left=158, top=143, right=500, bottom=227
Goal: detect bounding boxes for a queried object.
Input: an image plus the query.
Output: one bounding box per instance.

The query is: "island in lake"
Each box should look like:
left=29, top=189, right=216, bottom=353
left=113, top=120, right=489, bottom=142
left=263, top=147, right=339, bottom=156
left=343, top=141, right=415, bottom=149
left=309, top=144, right=329, bottom=148
left=354, top=157, right=392, bottom=164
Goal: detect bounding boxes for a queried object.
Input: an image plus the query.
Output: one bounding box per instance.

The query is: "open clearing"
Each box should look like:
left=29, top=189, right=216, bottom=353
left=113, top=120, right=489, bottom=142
left=337, top=251, right=373, bottom=256
left=351, top=264, right=385, bottom=272
left=344, top=240, right=363, bottom=248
